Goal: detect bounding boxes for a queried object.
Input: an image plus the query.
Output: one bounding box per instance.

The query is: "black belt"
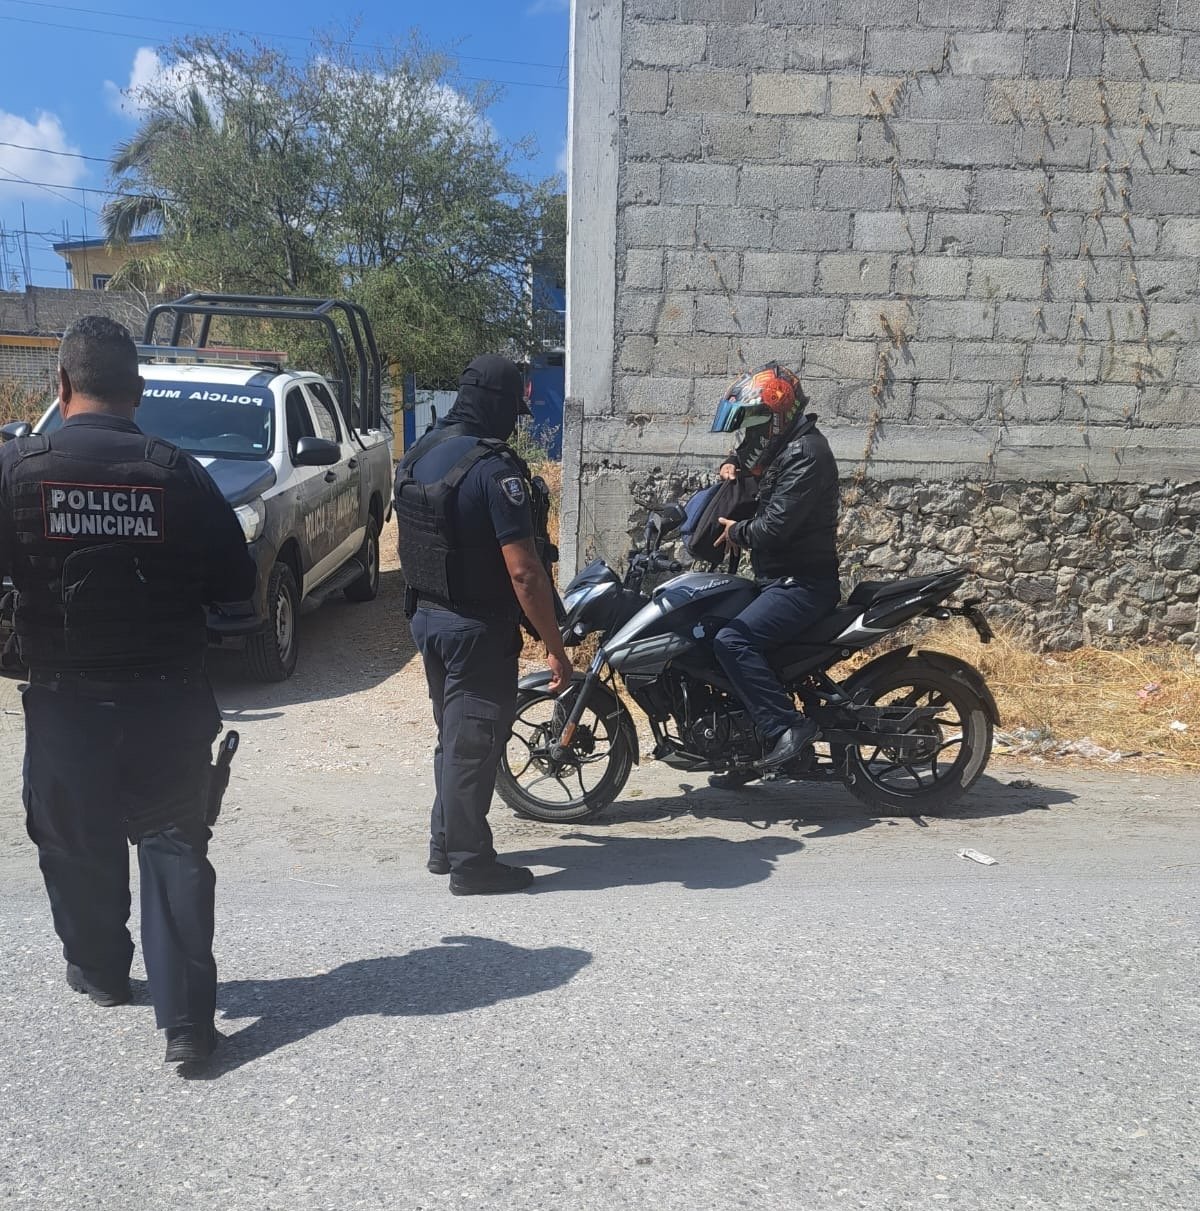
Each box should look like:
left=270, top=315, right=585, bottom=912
left=29, top=666, right=202, bottom=686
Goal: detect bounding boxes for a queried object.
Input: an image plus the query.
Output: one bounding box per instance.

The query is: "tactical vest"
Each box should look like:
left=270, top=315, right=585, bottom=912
left=8, top=432, right=209, bottom=671
left=395, top=431, right=554, bottom=619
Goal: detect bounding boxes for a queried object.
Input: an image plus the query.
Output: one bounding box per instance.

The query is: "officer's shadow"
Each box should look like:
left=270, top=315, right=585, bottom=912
left=506, top=832, right=804, bottom=892
left=187, top=935, right=591, bottom=1079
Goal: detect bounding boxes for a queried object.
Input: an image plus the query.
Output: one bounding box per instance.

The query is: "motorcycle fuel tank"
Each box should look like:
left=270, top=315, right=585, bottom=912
left=604, top=572, right=758, bottom=675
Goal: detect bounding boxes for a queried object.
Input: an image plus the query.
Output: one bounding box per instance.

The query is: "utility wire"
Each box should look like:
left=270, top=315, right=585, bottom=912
left=0, top=140, right=115, bottom=164
left=0, top=167, right=105, bottom=216
left=1, top=0, right=566, bottom=69
left=0, top=13, right=569, bottom=89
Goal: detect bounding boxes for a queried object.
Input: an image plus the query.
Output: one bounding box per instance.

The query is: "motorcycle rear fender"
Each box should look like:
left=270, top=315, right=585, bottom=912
left=844, top=645, right=1000, bottom=725
left=516, top=669, right=640, bottom=764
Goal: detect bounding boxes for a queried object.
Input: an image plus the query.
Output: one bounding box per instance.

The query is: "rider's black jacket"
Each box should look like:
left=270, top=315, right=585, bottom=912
left=729, top=413, right=839, bottom=584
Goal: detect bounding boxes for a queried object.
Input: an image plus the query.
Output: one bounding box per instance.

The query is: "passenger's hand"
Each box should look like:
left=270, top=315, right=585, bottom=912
left=546, top=649, right=572, bottom=694
left=715, top=517, right=740, bottom=552
left=718, top=462, right=738, bottom=481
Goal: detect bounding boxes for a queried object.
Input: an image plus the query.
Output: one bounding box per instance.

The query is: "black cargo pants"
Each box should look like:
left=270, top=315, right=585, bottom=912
left=22, top=675, right=221, bottom=1029
left=410, top=607, right=521, bottom=872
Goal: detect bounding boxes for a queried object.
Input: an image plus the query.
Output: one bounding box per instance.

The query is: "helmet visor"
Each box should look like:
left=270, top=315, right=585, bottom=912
left=711, top=398, right=752, bottom=433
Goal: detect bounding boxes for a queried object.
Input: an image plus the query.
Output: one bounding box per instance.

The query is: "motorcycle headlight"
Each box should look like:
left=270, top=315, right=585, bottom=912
left=234, top=498, right=266, bottom=543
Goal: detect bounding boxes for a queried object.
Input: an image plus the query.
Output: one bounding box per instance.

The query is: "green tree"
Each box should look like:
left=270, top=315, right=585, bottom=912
left=102, top=34, right=561, bottom=383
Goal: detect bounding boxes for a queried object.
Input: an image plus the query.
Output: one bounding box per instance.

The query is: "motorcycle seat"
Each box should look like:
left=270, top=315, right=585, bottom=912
left=768, top=606, right=865, bottom=670
left=846, top=571, right=960, bottom=607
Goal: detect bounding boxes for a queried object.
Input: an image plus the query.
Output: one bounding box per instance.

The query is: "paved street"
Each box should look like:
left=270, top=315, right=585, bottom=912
left=1, top=565, right=1197, bottom=1209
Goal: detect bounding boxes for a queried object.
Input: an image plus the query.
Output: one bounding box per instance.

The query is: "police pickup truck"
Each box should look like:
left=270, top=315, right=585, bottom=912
left=2, top=295, right=393, bottom=681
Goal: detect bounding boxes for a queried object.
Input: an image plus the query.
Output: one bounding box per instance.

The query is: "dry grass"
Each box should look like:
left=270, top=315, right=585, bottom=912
left=843, top=620, right=1200, bottom=770
left=531, top=458, right=562, bottom=550
left=0, top=379, right=48, bottom=426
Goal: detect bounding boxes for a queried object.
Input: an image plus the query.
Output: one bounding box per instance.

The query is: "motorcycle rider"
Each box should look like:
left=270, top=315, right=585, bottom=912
left=708, top=363, right=840, bottom=788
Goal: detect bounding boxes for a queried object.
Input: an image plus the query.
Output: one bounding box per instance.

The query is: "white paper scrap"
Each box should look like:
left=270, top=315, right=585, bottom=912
left=958, top=848, right=999, bottom=866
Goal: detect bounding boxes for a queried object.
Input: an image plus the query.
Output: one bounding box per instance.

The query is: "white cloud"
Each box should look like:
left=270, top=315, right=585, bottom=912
left=555, top=137, right=569, bottom=176
left=526, top=0, right=569, bottom=13
left=103, top=47, right=216, bottom=118
left=0, top=110, right=86, bottom=199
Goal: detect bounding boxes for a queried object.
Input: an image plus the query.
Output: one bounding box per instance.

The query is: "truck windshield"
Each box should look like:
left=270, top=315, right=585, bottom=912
left=37, top=380, right=275, bottom=462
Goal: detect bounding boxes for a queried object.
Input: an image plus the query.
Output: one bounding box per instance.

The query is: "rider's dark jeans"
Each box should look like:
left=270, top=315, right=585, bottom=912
left=713, top=577, right=841, bottom=742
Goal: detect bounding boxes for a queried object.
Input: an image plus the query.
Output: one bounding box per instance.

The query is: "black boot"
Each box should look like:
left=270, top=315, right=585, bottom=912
left=757, top=719, right=821, bottom=770
left=66, top=963, right=131, bottom=1008
left=450, top=863, right=534, bottom=896
left=427, top=853, right=450, bottom=875
left=164, top=1023, right=219, bottom=1065
left=708, top=768, right=760, bottom=790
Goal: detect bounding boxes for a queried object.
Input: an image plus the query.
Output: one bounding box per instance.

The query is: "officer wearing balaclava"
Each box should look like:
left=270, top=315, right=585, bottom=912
left=394, top=355, right=569, bottom=894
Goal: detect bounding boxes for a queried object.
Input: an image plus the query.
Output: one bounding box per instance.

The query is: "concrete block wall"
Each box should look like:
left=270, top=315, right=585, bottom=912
left=565, top=0, right=1200, bottom=646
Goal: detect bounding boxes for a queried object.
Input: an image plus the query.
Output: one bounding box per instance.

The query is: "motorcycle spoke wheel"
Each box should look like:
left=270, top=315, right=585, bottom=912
left=499, top=690, right=632, bottom=821
left=842, top=660, right=993, bottom=816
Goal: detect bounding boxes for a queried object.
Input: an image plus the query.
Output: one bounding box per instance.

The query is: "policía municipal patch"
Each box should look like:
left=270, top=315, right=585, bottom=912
left=41, top=482, right=165, bottom=542
left=499, top=476, right=527, bottom=506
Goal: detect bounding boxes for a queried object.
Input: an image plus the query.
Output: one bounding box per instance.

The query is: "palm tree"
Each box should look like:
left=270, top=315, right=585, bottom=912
left=103, top=83, right=215, bottom=242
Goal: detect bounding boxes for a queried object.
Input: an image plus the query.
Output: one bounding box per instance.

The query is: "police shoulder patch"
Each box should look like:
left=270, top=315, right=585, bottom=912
left=499, top=476, right=526, bottom=506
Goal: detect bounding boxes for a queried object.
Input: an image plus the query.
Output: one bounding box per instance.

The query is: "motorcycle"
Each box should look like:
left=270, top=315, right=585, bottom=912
left=497, top=503, right=999, bottom=822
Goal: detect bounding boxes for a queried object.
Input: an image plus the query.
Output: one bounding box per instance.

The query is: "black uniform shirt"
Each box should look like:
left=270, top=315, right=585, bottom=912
left=0, top=412, right=257, bottom=669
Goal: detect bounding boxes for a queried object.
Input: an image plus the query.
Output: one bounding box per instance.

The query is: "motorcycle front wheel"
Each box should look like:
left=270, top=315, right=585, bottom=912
left=839, top=656, right=993, bottom=816
left=496, top=682, right=636, bottom=822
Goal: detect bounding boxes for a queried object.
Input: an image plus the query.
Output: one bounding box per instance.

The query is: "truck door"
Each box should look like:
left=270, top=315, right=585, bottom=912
left=283, top=385, right=335, bottom=594
left=303, top=380, right=364, bottom=585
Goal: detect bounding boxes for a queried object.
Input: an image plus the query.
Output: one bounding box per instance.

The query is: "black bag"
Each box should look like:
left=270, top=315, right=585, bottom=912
left=682, top=475, right=759, bottom=567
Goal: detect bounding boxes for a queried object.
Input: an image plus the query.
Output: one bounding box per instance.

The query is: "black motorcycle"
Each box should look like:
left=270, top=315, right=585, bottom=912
left=496, top=503, right=999, bottom=823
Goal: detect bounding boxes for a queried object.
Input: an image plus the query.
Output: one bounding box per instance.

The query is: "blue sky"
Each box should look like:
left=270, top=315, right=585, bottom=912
left=0, top=0, right=570, bottom=287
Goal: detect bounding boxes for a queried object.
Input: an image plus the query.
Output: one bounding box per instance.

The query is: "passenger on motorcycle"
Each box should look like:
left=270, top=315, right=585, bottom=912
left=709, top=363, right=841, bottom=788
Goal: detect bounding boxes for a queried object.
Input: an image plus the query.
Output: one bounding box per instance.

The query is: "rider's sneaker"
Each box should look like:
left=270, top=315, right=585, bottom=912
left=708, top=768, right=759, bottom=790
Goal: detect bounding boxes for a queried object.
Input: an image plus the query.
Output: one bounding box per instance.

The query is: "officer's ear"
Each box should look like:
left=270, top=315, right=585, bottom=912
left=133, top=375, right=145, bottom=410
left=57, top=366, right=73, bottom=416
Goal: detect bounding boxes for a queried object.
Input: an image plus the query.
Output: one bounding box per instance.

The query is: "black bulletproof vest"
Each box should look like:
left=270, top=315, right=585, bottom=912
left=395, top=430, right=533, bottom=619
left=8, top=431, right=209, bottom=671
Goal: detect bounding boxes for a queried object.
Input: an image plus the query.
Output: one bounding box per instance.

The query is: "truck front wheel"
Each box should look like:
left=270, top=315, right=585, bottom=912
left=246, top=561, right=300, bottom=681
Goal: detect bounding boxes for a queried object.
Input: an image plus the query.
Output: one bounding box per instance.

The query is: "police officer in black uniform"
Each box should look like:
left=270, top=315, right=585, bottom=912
left=0, top=316, right=256, bottom=1065
left=395, top=354, right=570, bottom=895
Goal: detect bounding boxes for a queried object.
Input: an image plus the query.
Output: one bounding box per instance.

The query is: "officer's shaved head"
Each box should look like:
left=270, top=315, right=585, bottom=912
left=58, top=315, right=142, bottom=413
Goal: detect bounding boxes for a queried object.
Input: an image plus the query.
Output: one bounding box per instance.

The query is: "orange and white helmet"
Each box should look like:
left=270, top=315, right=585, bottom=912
left=710, top=362, right=803, bottom=433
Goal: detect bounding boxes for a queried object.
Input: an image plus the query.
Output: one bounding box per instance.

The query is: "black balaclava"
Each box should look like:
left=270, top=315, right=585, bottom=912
left=443, top=354, right=529, bottom=441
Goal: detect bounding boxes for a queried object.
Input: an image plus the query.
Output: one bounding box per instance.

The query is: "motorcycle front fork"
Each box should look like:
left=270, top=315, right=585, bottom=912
left=551, top=646, right=606, bottom=758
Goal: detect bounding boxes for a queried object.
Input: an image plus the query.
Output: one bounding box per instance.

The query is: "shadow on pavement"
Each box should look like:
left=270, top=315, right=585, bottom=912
left=508, top=832, right=804, bottom=892
left=208, top=565, right=416, bottom=716
left=190, top=935, right=590, bottom=1078
left=554, top=772, right=1076, bottom=841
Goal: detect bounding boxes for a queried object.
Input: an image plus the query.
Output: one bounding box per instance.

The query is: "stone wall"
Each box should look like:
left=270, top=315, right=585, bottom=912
left=564, top=0, right=1200, bottom=647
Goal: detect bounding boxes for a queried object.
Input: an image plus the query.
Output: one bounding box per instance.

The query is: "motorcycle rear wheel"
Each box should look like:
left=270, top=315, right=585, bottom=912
left=839, top=657, right=992, bottom=816
left=496, top=683, right=636, bottom=822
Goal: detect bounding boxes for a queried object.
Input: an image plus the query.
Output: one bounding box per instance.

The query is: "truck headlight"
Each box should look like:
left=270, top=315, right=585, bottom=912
left=234, top=499, right=266, bottom=543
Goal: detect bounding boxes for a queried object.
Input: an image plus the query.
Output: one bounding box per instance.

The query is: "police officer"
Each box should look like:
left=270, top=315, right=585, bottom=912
left=707, top=363, right=841, bottom=786
left=0, top=316, right=256, bottom=1065
left=395, top=354, right=570, bottom=895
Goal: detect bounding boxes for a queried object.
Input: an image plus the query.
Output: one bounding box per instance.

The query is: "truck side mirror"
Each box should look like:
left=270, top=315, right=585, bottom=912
left=292, top=436, right=340, bottom=467
left=0, top=421, right=32, bottom=443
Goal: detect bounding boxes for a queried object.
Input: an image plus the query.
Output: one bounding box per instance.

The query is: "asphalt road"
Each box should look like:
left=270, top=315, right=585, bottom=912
left=1, top=561, right=1198, bottom=1209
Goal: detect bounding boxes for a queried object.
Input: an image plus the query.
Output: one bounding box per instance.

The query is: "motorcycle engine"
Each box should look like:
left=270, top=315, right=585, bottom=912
left=633, top=671, right=757, bottom=762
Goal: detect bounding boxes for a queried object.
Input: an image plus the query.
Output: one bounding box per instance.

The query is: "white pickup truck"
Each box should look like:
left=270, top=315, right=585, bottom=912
left=2, top=294, right=393, bottom=681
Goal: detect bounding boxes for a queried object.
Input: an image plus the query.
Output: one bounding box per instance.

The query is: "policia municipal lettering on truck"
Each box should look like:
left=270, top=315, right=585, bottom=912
left=2, top=295, right=393, bottom=682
